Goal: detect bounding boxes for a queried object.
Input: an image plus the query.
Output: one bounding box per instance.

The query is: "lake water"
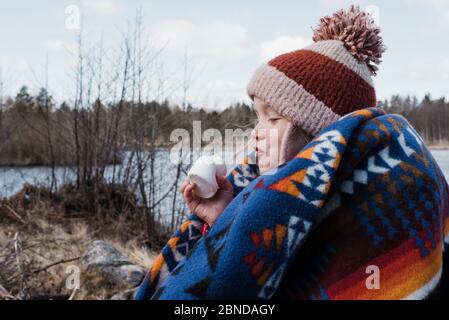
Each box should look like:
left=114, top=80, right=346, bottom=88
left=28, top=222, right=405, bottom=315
left=1, top=149, right=448, bottom=223
left=429, top=149, right=449, bottom=183
left=0, top=149, right=236, bottom=225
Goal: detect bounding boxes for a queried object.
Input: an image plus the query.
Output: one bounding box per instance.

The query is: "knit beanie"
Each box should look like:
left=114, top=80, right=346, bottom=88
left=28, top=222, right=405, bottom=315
left=247, top=5, right=386, bottom=141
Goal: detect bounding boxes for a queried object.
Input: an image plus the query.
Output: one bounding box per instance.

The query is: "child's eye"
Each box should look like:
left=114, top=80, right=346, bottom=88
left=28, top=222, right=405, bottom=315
left=268, top=118, right=281, bottom=123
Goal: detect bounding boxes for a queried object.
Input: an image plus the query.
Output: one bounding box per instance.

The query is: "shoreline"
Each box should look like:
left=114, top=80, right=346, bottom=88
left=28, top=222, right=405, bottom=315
left=0, top=140, right=447, bottom=168
left=427, top=144, right=449, bottom=150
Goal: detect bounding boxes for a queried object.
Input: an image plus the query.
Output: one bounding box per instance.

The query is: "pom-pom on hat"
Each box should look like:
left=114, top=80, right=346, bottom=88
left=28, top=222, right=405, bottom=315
left=247, top=5, right=386, bottom=136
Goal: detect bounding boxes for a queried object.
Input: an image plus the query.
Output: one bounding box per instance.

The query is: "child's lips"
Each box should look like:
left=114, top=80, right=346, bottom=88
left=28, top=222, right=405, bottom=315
left=255, top=145, right=265, bottom=158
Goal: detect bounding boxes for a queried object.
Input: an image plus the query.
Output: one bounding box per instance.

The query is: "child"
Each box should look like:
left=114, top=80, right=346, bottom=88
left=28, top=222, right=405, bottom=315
left=179, top=95, right=313, bottom=230
left=135, top=6, right=449, bottom=300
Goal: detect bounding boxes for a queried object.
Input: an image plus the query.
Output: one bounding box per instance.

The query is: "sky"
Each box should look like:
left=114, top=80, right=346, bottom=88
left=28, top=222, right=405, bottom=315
left=1, top=0, right=449, bottom=110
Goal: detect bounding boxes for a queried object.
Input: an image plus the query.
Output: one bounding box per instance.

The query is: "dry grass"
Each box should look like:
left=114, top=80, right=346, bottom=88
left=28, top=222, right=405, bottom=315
left=0, top=217, right=87, bottom=299
left=0, top=185, right=159, bottom=300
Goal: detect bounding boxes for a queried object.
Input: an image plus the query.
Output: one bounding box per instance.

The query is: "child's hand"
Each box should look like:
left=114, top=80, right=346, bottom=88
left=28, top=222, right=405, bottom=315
left=179, top=174, right=234, bottom=227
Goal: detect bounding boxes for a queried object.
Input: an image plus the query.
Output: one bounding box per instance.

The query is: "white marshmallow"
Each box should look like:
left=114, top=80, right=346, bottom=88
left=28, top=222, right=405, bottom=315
left=188, top=155, right=227, bottom=199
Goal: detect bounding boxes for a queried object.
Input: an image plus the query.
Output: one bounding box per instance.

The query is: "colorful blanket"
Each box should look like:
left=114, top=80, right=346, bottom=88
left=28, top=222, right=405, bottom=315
left=134, top=107, right=449, bottom=300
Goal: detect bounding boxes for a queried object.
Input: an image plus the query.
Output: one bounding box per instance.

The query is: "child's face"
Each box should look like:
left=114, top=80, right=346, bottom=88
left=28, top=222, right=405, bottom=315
left=252, top=96, right=290, bottom=174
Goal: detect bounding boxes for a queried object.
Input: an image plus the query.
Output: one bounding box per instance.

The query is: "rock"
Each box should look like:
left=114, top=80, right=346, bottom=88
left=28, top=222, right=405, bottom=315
left=81, top=240, right=130, bottom=267
left=110, top=288, right=137, bottom=300
left=0, top=283, right=14, bottom=300
left=104, top=264, right=146, bottom=287
left=80, top=240, right=146, bottom=288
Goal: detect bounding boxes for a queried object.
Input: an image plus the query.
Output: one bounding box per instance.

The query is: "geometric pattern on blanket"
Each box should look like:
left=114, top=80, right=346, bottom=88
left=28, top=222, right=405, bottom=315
left=133, top=107, right=449, bottom=300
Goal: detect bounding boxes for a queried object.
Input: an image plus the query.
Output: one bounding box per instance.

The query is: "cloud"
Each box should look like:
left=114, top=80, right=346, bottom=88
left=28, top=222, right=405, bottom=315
left=82, top=0, right=121, bottom=15
left=319, top=0, right=357, bottom=9
left=201, top=79, right=247, bottom=109
left=407, top=0, right=449, bottom=28
left=0, top=55, right=29, bottom=72
left=0, top=55, right=29, bottom=93
left=147, top=19, right=252, bottom=64
left=409, top=58, right=449, bottom=81
left=164, top=78, right=248, bottom=111
left=259, top=36, right=312, bottom=62
left=405, top=58, right=449, bottom=97
left=441, top=59, right=449, bottom=80
left=43, top=40, right=77, bottom=54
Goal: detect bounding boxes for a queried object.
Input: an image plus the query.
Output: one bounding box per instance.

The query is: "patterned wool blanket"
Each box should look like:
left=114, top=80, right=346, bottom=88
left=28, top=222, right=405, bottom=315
left=134, top=107, right=449, bottom=300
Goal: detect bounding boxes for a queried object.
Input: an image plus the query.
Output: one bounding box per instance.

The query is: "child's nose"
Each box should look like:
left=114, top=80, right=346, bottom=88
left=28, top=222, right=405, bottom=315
left=251, top=128, right=256, bottom=139
left=252, top=126, right=266, bottom=140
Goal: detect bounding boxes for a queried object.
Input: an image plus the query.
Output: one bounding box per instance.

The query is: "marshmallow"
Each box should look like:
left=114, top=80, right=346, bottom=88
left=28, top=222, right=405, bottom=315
left=187, top=155, right=227, bottom=199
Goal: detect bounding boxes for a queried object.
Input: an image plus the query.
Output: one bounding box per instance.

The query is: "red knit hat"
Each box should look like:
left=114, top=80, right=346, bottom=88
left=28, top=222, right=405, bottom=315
left=247, top=5, right=386, bottom=137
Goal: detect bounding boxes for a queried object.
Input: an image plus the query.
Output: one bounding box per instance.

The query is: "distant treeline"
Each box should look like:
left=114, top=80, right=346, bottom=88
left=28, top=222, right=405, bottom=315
left=0, top=85, right=255, bottom=167
left=381, top=94, right=449, bottom=145
left=0, top=87, right=447, bottom=167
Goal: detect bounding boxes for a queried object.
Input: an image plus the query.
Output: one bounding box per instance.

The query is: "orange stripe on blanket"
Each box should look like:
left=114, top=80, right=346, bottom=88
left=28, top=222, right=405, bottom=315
left=180, top=220, right=192, bottom=233
left=444, top=216, right=449, bottom=239
left=327, top=221, right=443, bottom=298
left=296, top=145, right=315, bottom=160
left=167, top=236, right=180, bottom=249
left=330, top=241, right=443, bottom=300
left=327, top=236, right=416, bottom=295
left=350, top=109, right=374, bottom=119
left=150, top=253, right=165, bottom=282
left=149, top=235, right=181, bottom=282
left=357, top=242, right=442, bottom=299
